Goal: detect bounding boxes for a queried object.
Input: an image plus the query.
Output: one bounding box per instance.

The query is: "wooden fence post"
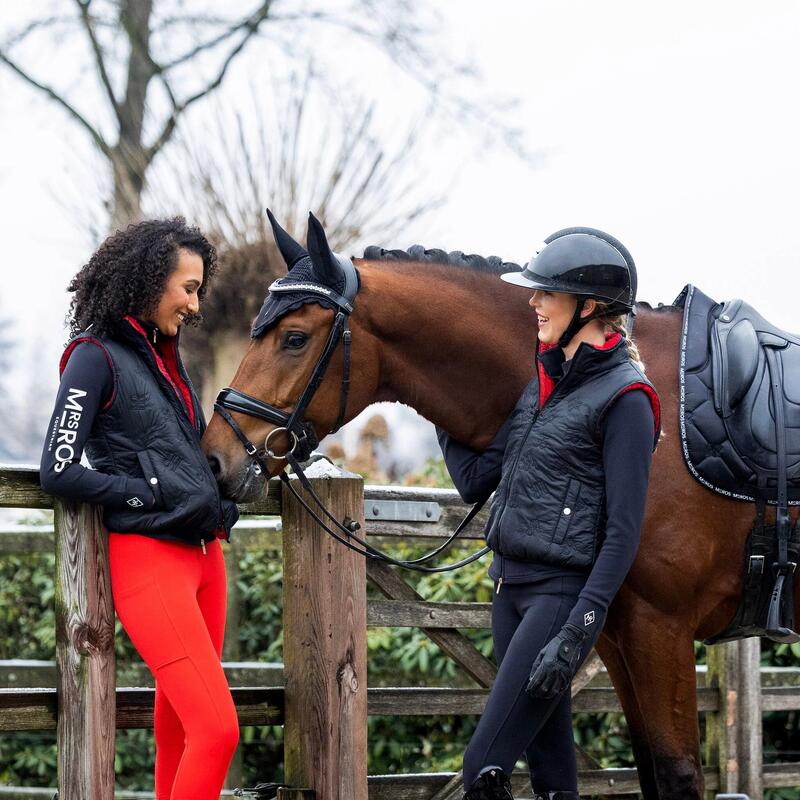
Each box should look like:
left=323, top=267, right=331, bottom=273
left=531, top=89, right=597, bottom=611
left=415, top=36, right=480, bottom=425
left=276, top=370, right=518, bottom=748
left=281, top=462, right=367, bottom=800
left=54, top=499, right=116, bottom=800
left=705, top=638, right=763, bottom=800
left=706, top=641, right=740, bottom=797
left=737, top=637, right=763, bottom=800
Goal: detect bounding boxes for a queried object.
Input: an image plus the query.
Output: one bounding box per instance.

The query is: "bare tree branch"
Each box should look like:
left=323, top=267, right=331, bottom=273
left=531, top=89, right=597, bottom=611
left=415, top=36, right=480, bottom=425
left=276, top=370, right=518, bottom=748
left=73, top=0, right=120, bottom=119
left=161, top=0, right=273, bottom=71
left=154, top=68, right=179, bottom=109
left=156, top=13, right=237, bottom=31
left=0, top=50, right=111, bottom=157
left=268, top=10, right=439, bottom=73
left=263, top=8, right=528, bottom=159
left=2, top=0, right=527, bottom=232
left=146, top=18, right=268, bottom=160
left=1, top=15, right=73, bottom=49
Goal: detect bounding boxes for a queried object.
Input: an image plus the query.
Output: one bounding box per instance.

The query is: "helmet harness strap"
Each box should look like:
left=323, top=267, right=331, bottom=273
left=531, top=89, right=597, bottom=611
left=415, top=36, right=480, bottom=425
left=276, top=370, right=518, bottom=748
left=557, top=297, right=587, bottom=349
left=556, top=296, right=632, bottom=351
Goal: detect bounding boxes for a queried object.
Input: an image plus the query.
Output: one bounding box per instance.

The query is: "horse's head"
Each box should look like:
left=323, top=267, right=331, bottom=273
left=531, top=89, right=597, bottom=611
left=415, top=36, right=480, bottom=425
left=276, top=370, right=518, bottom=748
left=202, top=212, right=378, bottom=501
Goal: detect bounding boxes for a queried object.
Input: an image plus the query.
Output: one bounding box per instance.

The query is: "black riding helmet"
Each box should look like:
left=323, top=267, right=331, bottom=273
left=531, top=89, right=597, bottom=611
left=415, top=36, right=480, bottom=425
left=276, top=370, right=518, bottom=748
left=501, top=227, right=637, bottom=349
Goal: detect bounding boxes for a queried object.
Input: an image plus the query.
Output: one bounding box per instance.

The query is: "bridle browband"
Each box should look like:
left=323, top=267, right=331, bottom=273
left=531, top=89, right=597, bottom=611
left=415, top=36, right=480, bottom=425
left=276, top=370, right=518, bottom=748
left=213, top=253, right=489, bottom=573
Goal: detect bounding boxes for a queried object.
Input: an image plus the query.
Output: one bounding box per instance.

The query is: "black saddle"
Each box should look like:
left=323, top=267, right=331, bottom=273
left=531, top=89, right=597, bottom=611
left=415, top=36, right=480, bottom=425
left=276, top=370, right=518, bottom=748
left=677, top=284, right=800, bottom=643
left=679, top=284, right=800, bottom=502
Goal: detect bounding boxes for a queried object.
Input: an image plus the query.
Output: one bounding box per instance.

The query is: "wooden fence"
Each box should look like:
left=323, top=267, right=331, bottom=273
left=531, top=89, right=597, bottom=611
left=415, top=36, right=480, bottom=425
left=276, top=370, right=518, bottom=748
left=1, top=462, right=799, bottom=799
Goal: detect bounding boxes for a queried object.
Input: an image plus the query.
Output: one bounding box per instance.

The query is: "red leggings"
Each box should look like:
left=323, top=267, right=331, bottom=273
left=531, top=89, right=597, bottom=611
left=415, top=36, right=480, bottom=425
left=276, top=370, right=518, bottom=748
left=109, top=533, right=239, bottom=800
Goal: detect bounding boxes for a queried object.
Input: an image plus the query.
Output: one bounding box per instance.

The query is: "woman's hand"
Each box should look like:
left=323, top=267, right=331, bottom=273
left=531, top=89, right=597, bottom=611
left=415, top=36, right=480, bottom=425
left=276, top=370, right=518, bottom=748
left=525, top=622, right=589, bottom=700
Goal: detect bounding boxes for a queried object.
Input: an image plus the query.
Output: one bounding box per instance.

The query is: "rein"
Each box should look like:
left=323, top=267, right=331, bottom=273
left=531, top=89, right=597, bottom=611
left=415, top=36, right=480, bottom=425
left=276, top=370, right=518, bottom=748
left=214, top=262, right=489, bottom=573
left=281, top=452, right=490, bottom=573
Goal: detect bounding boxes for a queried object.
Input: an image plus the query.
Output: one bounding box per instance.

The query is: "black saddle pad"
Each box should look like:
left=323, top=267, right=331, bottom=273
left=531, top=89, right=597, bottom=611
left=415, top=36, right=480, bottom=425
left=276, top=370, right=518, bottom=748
left=677, top=284, right=800, bottom=504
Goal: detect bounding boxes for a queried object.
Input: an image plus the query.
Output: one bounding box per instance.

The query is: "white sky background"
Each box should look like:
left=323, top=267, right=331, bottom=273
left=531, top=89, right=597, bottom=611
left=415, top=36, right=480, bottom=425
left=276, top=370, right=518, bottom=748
left=1, top=0, right=799, bottom=468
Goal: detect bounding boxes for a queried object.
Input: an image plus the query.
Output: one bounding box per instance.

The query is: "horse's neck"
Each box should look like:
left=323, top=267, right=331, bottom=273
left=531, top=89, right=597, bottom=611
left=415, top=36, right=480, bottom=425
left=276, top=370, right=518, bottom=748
left=355, top=262, right=536, bottom=449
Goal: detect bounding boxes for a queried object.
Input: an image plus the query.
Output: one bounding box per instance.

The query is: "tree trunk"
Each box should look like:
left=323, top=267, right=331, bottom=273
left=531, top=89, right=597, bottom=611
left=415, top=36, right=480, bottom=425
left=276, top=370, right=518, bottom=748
left=198, top=331, right=251, bottom=418
left=109, top=0, right=155, bottom=232
left=110, top=148, right=146, bottom=232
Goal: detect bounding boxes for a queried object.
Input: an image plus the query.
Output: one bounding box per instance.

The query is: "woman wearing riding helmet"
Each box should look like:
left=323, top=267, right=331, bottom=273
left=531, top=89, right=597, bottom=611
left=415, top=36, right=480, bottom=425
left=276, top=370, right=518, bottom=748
left=437, top=228, right=661, bottom=800
left=40, top=219, right=241, bottom=800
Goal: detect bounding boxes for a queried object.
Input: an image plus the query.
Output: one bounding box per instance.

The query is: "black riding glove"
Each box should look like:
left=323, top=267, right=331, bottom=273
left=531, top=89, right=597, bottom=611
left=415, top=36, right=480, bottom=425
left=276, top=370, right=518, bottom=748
left=526, top=622, right=589, bottom=700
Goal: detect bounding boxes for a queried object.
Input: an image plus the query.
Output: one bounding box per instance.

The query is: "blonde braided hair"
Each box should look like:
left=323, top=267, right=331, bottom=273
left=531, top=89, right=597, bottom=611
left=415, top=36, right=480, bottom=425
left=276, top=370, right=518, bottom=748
left=592, top=301, right=645, bottom=370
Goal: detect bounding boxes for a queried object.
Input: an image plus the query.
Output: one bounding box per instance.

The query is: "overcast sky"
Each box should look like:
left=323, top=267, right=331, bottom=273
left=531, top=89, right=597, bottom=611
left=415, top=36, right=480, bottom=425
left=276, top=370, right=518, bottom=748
left=1, top=0, right=799, bottom=465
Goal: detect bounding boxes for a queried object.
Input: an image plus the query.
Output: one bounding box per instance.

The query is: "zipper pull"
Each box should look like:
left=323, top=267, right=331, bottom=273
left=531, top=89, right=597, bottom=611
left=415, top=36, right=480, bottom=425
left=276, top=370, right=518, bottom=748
left=496, top=577, right=503, bottom=594
left=201, top=538, right=207, bottom=555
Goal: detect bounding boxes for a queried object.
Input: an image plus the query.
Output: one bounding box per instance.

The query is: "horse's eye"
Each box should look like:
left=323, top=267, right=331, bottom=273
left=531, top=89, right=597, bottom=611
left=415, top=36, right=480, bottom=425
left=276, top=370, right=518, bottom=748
left=283, top=331, right=308, bottom=350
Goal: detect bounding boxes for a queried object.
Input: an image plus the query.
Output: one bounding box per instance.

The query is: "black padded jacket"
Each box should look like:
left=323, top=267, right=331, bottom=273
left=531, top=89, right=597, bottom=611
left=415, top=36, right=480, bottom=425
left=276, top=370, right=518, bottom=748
left=40, top=317, right=238, bottom=546
left=483, top=336, right=659, bottom=569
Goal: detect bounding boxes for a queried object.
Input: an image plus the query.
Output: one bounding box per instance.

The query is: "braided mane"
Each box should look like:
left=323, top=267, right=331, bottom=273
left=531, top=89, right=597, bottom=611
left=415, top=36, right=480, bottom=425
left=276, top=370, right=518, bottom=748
left=362, top=244, right=521, bottom=275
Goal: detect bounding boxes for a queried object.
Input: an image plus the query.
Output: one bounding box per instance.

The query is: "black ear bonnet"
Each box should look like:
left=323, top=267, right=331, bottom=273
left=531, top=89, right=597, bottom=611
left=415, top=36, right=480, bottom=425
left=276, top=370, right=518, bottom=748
left=251, top=211, right=360, bottom=338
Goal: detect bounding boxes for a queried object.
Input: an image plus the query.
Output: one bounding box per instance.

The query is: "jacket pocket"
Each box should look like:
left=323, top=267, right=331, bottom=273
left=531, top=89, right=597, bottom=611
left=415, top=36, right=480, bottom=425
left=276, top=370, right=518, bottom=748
left=136, top=450, right=165, bottom=508
left=552, top=478, right=582, bottom=545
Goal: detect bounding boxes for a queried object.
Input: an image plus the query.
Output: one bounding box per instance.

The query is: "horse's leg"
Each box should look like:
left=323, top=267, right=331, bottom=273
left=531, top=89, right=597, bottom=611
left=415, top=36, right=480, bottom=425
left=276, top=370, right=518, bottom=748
left=605, top=597, right=704, bottom=800
left=594, top=636, right=660, bottom=800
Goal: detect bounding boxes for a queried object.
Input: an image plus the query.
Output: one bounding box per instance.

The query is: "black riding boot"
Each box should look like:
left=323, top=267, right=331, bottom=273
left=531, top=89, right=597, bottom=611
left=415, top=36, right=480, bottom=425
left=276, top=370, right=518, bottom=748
left=533, top=792, right=580, bottom=800
left=463, top=766, right=514, bottom=799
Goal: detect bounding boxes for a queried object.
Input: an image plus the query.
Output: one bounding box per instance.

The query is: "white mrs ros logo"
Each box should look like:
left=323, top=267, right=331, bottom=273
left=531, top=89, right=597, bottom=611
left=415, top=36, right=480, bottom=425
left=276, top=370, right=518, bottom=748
left=584, top=611, right=595, bottom=626
left=52, top=388, right=87, bottom=473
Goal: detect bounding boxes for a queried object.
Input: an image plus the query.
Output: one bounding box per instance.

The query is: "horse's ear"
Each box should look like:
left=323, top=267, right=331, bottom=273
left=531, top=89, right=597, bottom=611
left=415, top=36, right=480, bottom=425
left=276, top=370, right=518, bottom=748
left=307, top=212, right=343, bottom=287
left=266, top=208, right=308, bottom=270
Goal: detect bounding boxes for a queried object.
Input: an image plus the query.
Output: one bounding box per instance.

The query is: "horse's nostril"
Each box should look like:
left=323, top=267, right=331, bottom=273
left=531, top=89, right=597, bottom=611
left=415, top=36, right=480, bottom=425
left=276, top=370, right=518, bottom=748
left=207, top=453, right=222, bottom=479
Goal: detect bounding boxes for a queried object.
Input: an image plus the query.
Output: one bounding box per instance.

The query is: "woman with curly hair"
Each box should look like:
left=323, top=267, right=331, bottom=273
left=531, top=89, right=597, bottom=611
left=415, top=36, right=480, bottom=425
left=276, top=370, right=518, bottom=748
left=40, top=218, right=241, bottom=799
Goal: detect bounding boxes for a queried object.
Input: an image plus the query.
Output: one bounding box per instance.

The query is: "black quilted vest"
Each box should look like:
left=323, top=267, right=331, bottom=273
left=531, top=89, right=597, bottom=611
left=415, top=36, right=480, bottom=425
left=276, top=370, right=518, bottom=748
left=485, top=337, right=659, bottom=569
left=64, top=320, right=223, bottom=544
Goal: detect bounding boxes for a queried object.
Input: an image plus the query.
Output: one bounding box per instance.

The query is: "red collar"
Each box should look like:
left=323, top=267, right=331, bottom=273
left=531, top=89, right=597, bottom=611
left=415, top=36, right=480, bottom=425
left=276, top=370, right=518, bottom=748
left=123, top=316, right=196, bottom=427
left=536, top=331, right=623, bottom=406
left=595, top=331, right=622, bottom=350
left=537, top=331, right=621, bottom=354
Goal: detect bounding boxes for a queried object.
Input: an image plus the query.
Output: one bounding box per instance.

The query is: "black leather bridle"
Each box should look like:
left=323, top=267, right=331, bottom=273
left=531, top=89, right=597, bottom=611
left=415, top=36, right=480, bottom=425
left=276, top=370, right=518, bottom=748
left=214, top=258, right=358, bottom=474
left=213, top=256, right=489, bottom=573
left=214, top=311, right=352, bottom=475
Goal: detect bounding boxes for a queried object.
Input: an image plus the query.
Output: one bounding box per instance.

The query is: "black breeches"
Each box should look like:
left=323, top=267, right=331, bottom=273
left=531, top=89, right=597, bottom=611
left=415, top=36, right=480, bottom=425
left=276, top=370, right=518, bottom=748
left=463, top=575, right=593, bottom=793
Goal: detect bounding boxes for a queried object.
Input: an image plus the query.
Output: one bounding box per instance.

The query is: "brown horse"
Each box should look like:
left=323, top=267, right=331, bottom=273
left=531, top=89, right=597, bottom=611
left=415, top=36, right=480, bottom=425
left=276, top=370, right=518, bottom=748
left=201, top=216, right=797, bottom=800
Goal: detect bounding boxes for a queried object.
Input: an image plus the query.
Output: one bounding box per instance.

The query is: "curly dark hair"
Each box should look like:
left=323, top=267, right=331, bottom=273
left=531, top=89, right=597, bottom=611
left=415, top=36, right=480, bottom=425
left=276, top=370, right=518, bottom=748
left=67, top=218, right=218, bottom=338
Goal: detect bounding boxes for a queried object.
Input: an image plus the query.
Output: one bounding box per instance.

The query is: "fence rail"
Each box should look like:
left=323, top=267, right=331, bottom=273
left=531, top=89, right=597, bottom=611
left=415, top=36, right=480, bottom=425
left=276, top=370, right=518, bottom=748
left=0, top=463, right=797, bottom=799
